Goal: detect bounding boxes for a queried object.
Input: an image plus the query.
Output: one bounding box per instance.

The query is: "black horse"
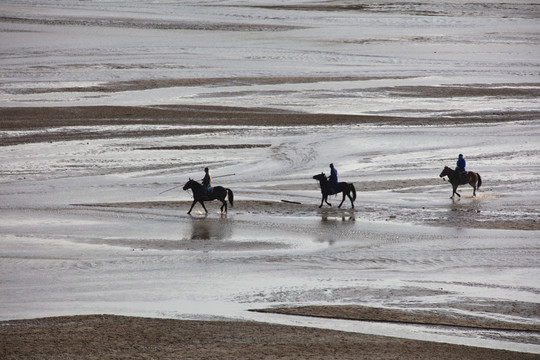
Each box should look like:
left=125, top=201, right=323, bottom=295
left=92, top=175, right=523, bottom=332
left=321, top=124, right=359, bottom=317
left=439, top=166, right=482, bottom=198
left=183, top=179, right=234, bottom=214
left=313, top=173, right=356, bottom=208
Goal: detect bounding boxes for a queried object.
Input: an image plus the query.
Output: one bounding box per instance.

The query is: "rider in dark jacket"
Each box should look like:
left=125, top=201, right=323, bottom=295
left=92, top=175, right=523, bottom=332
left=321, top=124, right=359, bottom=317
left=202, top=167, right=211, bottom=193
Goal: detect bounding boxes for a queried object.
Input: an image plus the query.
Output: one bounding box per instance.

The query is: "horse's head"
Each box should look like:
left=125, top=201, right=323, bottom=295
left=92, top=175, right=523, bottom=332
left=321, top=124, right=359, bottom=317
left=439, top=166, right=452, bottom=178
left=183, top=178, right=195, bottom=190
left=313, top=172, right=326, bottom=182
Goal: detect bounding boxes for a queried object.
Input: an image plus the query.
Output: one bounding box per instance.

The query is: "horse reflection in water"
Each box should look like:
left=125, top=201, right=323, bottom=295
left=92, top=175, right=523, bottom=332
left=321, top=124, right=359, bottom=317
left=189, top=218, right=233, bottom=241
left=320, top=210, right=356, bottom=223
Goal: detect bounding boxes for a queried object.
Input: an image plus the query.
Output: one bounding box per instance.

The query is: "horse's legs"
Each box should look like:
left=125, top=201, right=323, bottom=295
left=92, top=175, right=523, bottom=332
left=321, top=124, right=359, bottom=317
left=338, top=193, right=346, bottom=208
left=187, top=200, right=197, bottom=214
left=470, top=177, right=477, bottom=197
left=452, top=185, right=461, bottom=198
left=319, top=194, right=331, bottom=207
left=200, top=201, right=208, bottom=214
left=349, top=193, right=355, bottom=208
left=220, top=199, right=227, bottom=213
left=325, top=196, right=332, bottom=207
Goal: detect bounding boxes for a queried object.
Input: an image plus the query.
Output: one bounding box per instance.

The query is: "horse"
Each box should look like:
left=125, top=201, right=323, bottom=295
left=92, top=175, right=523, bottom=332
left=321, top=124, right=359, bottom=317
left=313, top=173, right=356, bottom=209
left=182, top=179, right=234, bottom=215
left=439, top=166, right=482, bottom=198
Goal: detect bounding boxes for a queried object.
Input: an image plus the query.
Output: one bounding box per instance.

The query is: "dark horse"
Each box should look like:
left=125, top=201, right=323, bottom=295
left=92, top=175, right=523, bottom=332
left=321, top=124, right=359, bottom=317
left=183, top=179, right=234, bottom=214
left=313, top=173, right=356, bottom=208
left=439, top=166, right=482, bottom=198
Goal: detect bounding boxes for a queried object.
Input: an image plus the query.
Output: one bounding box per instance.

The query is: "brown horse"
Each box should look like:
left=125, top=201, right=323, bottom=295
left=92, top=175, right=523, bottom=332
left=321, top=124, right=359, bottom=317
left=439, top=166, right=482, bottom=198
left=313, top=173, right=356, bottom=209
left=183, top=179, right=234, bottom=214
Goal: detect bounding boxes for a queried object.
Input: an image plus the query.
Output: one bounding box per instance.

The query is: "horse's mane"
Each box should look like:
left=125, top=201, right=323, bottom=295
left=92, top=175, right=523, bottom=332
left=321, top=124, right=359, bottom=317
left=185, top=178, right=203, bottom=189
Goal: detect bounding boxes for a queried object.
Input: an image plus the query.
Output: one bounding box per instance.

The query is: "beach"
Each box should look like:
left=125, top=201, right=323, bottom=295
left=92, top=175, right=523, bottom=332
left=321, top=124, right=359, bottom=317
left=1, top=1, right=539, bottom=358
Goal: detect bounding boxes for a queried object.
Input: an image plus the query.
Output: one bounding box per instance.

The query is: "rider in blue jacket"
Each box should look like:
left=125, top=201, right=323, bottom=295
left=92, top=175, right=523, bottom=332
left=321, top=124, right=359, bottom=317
left=456, top=154, right=466, bottom=173
left=329, top=163, right=338, bottom=188
left=456, top=154, right=466, bottom=181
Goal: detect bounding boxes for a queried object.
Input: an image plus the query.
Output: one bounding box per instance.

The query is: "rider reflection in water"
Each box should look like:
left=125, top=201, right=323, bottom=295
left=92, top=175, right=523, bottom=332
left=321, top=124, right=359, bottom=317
left=202, top=167, right=211, bottom=194
left=329, top=163, right=338, bottom=189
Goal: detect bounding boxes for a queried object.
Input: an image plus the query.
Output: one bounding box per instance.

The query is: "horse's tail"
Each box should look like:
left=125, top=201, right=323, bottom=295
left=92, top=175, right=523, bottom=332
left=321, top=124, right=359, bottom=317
left=477, top=173, right=482, bottom=189
left=227, top=188, right=234, bottom=207
left=350, top=183, right=357, bottom=202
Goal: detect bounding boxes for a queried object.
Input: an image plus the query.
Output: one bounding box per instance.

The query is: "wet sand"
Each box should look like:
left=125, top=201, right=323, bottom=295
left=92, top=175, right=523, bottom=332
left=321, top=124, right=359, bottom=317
left=1, top=314, right=538, bottom=360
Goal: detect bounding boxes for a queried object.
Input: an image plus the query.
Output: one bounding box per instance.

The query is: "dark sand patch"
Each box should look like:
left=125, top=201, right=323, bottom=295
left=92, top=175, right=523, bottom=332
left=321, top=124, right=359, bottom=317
left=10, top=76, right=404, bottom=94
left=136, top=144, right=272, bottom=150
left=2, top=104, right=538, bottom=130
left=1, top=314, right=538, bottom=360
left=253, top=305, right=540, bottom=332
left=249, top=3, right=539, bottom=19
left=2, top=104, right=538, bottom=146
left=366, top=84, right=540, bottom=99
left=0, top=15, right=303, bottom=32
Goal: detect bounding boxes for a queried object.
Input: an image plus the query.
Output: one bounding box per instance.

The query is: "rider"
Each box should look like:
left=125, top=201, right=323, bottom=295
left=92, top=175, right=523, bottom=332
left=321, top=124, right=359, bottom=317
left=328, top=163, right=338, bottom=189
left=202, top=167, right=212, bottom=194
left=455, top=154, right=467, bottom=182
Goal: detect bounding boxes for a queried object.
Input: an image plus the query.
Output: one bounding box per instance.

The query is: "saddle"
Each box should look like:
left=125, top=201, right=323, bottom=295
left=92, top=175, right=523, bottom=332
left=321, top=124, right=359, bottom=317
left=202, top=186, right=213, bottom=200
left=458, top=171, right=468, bottom=185
left=326, top=185, right=338, bottom=195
